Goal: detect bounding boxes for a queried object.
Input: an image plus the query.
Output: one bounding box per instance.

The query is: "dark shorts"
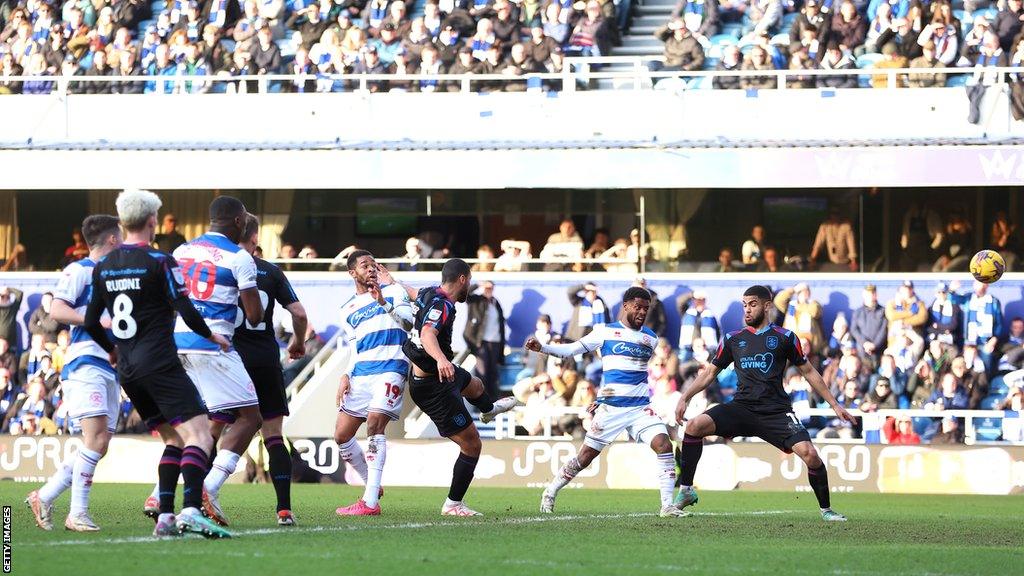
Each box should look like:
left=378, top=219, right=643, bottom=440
left=705, top=401, right=811, bottom=453
left=408, top=365, right=474, bottom=437
left=120, top=364, right=207, bottom=431
left=246, top=364, right=289, bottom=420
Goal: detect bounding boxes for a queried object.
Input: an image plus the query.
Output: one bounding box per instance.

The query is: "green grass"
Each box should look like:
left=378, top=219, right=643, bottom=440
left=5, top=483, right=1022, bottom=576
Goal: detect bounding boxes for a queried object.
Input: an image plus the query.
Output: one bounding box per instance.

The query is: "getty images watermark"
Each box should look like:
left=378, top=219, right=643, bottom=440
left=2, top=504, right=10, bottom=573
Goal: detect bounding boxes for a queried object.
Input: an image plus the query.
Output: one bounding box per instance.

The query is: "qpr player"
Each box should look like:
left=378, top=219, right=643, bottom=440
left=525, top=286, right=687, bottom=518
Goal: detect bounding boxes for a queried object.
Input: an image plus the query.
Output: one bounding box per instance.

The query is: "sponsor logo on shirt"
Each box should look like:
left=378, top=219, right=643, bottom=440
left=739, top=353, right=774, bottom=374
left=611, top=342, right=648, bottom=357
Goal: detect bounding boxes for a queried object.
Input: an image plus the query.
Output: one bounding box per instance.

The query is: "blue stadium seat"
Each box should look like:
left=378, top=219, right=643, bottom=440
left=769, top=33, right=791, bottom=46
left=505, top=350, right=524, bottom=365
left=703, top=56, right=720, bottom=70
left=945, top=74, right=970, bottom=87
left=974, top=416, right=1003, bottom=441
left=989, top=375, right=1009, bottom=394
left=499, top=364, right=523, bottom=390
left=721, top=23, right=743, bottom=39
left=855, top=53, right=884, bottom=69
left=980, top=7, right=998, bottom=21
left=152, top=0, right=167, bottom=13
left=980, top=393, right=1006, bottom=409
left=953, top=9, right=966, bottom=22
left=709, top=33, right=738, bottom=46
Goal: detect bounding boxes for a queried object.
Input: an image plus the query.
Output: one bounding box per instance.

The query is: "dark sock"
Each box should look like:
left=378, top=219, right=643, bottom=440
left=808, top=464, right=831, bottom=509
left=265, top=436, right=292, bottom=512
left=157, top=445, right=183, bottom=514
left=180, top=446, right=209, bottom=511
left=447, top=453, right=479, bottom=502
left=466, top=392, right=494, bottom=414
left=679, top=434, right=704, bottom=486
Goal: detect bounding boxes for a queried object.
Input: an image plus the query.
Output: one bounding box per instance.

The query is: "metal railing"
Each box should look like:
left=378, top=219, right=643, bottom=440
left=266, top=256, right=640, bottom=270
left=490, top=406, right=1021, bottom=444
left=283, top=331, right=341, bottom=400
left=1, top=60, right=1019, bottom=94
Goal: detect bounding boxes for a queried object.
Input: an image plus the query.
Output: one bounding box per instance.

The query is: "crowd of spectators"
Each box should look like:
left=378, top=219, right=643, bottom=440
left=508, top=276, right=1024, bottom=443
left=652, top=0, right=1024, bottom=90
left=0, top=0, right=636, bottom=94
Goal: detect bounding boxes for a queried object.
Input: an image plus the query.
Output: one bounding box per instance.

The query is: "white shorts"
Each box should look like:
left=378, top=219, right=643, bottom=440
left=585, top=403, right=668, bottom=452
left=179, top=351, right=258, bottom=415
left=339, top=372, right=406, bottom=421
left=64, top=365, right=120, bottom=433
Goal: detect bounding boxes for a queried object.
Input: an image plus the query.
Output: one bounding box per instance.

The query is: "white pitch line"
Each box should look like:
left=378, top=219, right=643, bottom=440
left=27, top=510, right=800, bottom=548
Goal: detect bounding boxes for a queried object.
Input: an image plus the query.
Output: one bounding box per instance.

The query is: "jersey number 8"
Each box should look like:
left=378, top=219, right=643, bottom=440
left=111, top=293, right=137, bottom=339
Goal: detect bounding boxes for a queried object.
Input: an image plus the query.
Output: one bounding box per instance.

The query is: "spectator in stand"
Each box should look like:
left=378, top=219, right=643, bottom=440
left=884, top=414, right=921, bottom=444
left=492, top=1, right=520, bottom=47
left=494, top=239, right=532, bottom=272
left=917, top=12, right=958, bottom=66
left=542, top=2, right=571, bottom=45
left=775, top=282, right=825, bottom=354
left=0, top=51, right=23, bottom=95
left=751, top=246, right=779, bottom=272
left=566, top=283, right=609, bottom=341
left=499, top=42, right=541, bottom=92
left=0, top=286, right=23, bottom=353
left=650, top=16, right=704, bottom=71
left=787, top=49, right=819, bottom=88
left=998, top=316, right=1024, bottom=372
left=740, top=225, right=764, bottom=267
left=873, top=353, right=908, bottom=404
left=21, top=52, right=54, bottom=95
left=464, top=281, right=507, bottom=400
left=251, top=20, right=283, bottom=74
left=540, top=218, right=584, bottom=271
left=18, top=334, right=49, bottom=385
left=677, top=289, right=720, bottom=362
left=6, top=376, right=54, bottom=435
left=519, top=314, right=557, bottom=381
left=473, top=245, right=496, bottom=272
left=566, top=0, right=613, bottom=57
left=740, top=45, right=777, bottom=89
left=383, top=0, right=412, bottom=37
left=0, top=368, right=17, bottom=431
left=927, top=282, right=962, bottom=347
left=907, top=41, right=946, bottom=87
left=886, top=280, right=929, bottom=347
left=829, top=1, right=865, bottom=54
left=743, top=0, right=782, bottom=38
left=994, top=0, right=1023, bottom=52
left=234, top=0, right=261, bottom=53
left=823, top=344, right=870, bottom=397
left=824, top=312, right=854, bottom=360
left=951, top=280, right=1003, bottom=375
left=716, top=247, right=736, bottom=272
left=809, top=209, right=857, bottom=271
left=860, top=376, right=898, bottom=412
left=850, top=284, right=887, bottom=363
left=27, top=293, right=63, bottom=345
left=790, top=0, right=830, bottom=47
left=927, top=371, right=970, bottom=413
left=871, top=41, right=908, bottom=88
left=930, top=415, right=964, bottom=444
left=713, top=44, right=743, bottom=89
left=62, top=229, right=89, bottom=266
left=950, top=355, right=988, bottom=409
left=584, top=228, right=611, bottom=266
left=288, top=2, right=331, bottom=51
left=900, top=202, right=944, bottom=270
left=153, top=213, right=186, bottom=253
left=0, top=339, right=17, bottom=385
left=671, top=0, right=719, bottom=39
left=817, top=378, right=861, bottom=439
left=110, top=47, right=145, bottom=94
left=525, top=24, right=560, bottom=66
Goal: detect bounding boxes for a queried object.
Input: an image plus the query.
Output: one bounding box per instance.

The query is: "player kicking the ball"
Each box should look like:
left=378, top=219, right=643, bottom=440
left=673, top=285, right=854, bottom=522
left=26, top=215, right=123, bottom=531
left=526, top=287, right=686, bottom=518
left=402, top=259, right=519, bottom=517
left=333, top=250, right=416, bottom=516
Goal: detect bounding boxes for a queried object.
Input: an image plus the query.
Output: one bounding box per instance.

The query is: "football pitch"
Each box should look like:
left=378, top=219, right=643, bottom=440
left=4, top=483, right=1021, bottom=576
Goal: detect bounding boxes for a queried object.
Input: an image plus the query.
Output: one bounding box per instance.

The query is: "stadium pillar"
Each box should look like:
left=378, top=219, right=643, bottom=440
left=639, top=193, right=646, bottom=273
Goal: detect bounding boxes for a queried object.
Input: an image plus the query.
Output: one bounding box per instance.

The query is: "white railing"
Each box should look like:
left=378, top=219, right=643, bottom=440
left=2, top=61, right=1018, bottom=95
left=491, top=406, right=1021, bottom=444
left=266, top=256, right=639, bottom=270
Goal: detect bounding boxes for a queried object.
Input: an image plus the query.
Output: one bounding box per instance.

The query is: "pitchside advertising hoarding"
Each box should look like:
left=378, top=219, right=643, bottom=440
left=2, top=435, right=1022, bottom=495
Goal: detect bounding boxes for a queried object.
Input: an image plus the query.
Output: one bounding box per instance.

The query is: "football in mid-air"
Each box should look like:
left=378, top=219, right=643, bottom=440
left=970, top=249, right=1006, bottom=284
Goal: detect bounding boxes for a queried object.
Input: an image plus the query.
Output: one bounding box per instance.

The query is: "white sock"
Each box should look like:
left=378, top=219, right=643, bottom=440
left=656, top=452, right=676, bottom=508
left=444, top=497, right=460, bottom=507
left=38, top=461, right=74, bottom=504
left=70, top=448, right=102, bottom=515
left=548, top=457, right=585, bottom=493
left=203, top=450, right=240, bottom=495
left=362, top=435, right=386, bottom=507
left=339, top=438, right=368, bottom=484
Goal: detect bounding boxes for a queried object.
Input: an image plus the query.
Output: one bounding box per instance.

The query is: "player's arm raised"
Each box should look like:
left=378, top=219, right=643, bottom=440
left=675, top=364, right=722, bottom=424
left=376, top=264, right=418, bottom=303
left=798, top=362, right=857, bottom=425
left=523, top=336, right=588, bottom=359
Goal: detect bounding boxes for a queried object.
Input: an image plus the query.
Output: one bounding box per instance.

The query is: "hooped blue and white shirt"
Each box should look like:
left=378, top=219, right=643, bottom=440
left=53, top=258, right=114, bottom=379
left=340, top=284, right=413, bottom=379
left=547, top=321, right=658, bottom=408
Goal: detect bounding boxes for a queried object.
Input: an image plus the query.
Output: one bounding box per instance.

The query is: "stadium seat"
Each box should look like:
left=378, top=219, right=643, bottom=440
left=953, top=9, right=966, bottom=23
left=945, top=74, right=970, bottom=87
left=721, top=23, right=743, bottom=39
left=989, top=376, right=1009, bottom=394
left=152, top=0, right=167, bottom=13
left=974, top=416, right=1003, bottom=441
left=855, top=53, right=884, bottom=69
left=709, top=33, right=738, bottom=46
left=703, top=56, right=720, bottom=70
left=980, top=393, right=1006, bottom=410
left=980, top=7, right=998, bottom=21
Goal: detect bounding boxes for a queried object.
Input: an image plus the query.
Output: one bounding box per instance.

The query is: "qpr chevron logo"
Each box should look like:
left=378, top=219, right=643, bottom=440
left=740, top=353, right=774, bottom=374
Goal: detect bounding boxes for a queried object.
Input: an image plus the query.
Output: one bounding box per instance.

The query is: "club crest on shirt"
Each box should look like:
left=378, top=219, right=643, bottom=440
left=427, top=308, right=442, bottom=321
left=641, top=336, right=651, bottom=346
left=766, top=335, right=779, bottom=350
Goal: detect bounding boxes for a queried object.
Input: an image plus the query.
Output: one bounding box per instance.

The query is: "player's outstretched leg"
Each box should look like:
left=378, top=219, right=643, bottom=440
left=650, top=434, right=687, bottom=518
left=462, top=376, right=520, bottom=424
left=541, top=445, right=599, bottom=514
left=674, top=416, right=712, bottom=511
left=442, top=426, right=483, bottom=517
left=27, top=461, right=72, bottom=530
left=792, top=441, right=846, bottom=522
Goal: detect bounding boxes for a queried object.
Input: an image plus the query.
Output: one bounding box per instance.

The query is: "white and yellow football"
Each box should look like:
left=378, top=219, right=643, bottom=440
left=970, top=249, right=1006, bottom=284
